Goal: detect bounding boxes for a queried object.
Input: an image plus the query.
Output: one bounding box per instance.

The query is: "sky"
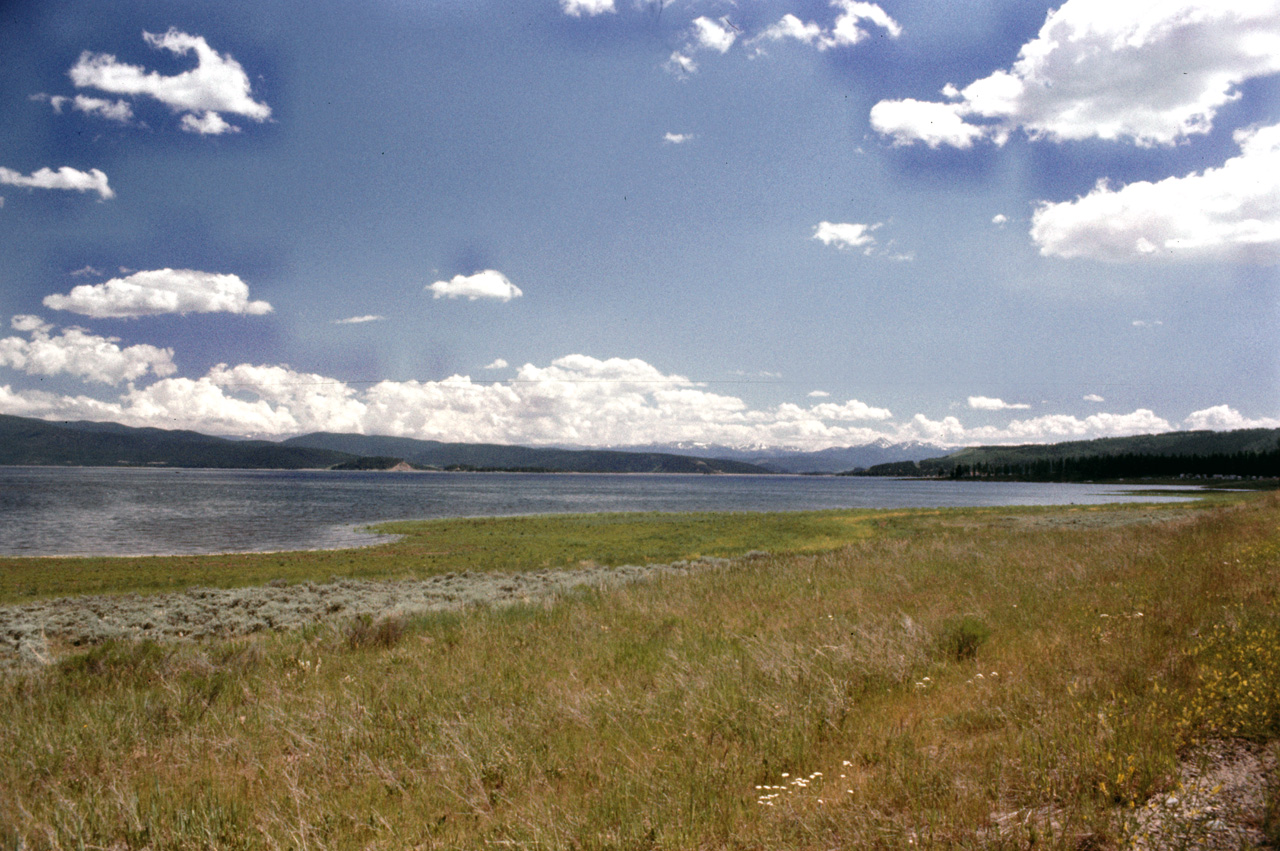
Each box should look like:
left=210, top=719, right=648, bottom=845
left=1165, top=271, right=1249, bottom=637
left=0, top=0, right=1277, bottom=450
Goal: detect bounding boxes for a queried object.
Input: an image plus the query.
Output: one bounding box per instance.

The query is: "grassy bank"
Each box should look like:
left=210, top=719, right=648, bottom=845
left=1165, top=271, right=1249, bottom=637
left=0, top=502, right=1201, bottom=604
left=0, top=508, right=900, bottom=603
left=2, top=494, right=1277, bottom=849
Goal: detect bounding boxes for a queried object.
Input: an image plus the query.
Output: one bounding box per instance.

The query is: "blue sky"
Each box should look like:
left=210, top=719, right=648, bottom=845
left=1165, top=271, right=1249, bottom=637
left=1, top=0, right=1277, bottom=449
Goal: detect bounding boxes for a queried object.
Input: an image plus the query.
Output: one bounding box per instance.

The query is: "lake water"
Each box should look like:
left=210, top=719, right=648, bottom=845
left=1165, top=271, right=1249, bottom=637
left=0, top=467, right=1200, bottom=557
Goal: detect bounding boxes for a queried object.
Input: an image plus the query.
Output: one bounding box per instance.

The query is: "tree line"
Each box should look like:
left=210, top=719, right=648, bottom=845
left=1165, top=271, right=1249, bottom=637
left=942, top=445, right=1280, bottom=481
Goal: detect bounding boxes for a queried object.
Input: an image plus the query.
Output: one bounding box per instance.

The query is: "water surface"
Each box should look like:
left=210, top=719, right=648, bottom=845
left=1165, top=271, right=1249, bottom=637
left=0, top=467, right=1199, bottom=557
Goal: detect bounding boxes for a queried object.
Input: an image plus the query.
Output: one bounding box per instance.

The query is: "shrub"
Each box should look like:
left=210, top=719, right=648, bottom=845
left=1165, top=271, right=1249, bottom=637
left=938, top=614, right=991, bottom=661
left=345, top=613, right=406, bottom=650
left=1184, top=616, right=1280, bottom=740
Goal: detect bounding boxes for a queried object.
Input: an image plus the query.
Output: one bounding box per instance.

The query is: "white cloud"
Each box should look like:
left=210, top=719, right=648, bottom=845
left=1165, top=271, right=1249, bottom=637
left=0, top=317, right=175, bottom=385
left=31, top=93, right=70, bottom=112
left=71, top=95, right=133, bottom=123
left=902, top=408, right=1173, bottom=445
left=1183, top=404, right=1280, bottom=430
left=813, top=221, right=880, bottom=253
left=1030, top=122, right=1280, bottom=263
left=691, top=17, right=737, bottom=53
left=69, top=28, right=270, bottom=135
left=828, top=1, right=901, bottom=45
left=332, top=315, right=385, bottom=325
left=808, top=390, right=831, bottom=398
left=795, top=399, right=893, bottom=421
left=560, top=0, right=615, bottom=16
left=427, top=270, right=523, bottom=302
left=968, top=395, right=1031, bottom=411
left=756, top=2, right=901, bottom=51
left=869, top=98, right=989, bottom=149
left=0, top=353, right=896, bottom=446
left=664, top=51, right=698, bottom=76
left=758, top=14, right=825, bottom=46
left=1, top=335, right=1266, bottom=448
left=0, top=166, right=114, bottom=200
left=663, top=132, right=693, bottom=144
left=991, top=214, right=1008, bottom=226
left=870, top=0, right=1280, bottom=149
left=43, top=269, right=273, bottom=318
left=1084, top=394, right=1106, bottom=403
left=484, top=358, right=509, bottom=370
left=10, top=316, right=52, bottom=334
left=33, top=92, right=134, bottom=124
left=180, top=111, right=237, bottom=135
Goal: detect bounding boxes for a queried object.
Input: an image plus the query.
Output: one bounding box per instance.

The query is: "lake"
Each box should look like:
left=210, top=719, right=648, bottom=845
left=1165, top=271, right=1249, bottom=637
left=0, top=467, right=1200, bottom=557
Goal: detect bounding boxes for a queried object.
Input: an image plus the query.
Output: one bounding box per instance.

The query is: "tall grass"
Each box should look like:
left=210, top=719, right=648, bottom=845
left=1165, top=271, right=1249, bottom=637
left=1, top=495, right=1276, bottom=849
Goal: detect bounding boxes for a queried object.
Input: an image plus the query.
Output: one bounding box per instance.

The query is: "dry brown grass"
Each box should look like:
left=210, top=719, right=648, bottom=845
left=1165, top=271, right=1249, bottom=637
left=1, top=494, right=1276, bottom=849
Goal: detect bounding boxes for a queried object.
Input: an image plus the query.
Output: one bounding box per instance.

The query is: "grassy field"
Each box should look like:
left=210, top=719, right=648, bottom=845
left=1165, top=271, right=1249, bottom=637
left=0, top=507, right=912, bottom=603
left=1, top=493, right=1277, bottom=849
left=0, top=503, right=1197, bottom=604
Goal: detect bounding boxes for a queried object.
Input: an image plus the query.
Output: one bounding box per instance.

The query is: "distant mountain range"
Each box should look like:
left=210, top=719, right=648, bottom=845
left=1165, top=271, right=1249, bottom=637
left=0, top=415, right=353, bottom=470
left=0, top=415, right=768, bottom=474
left=5, top=413, right=1271, bottom=480
left=618, top=439, right=952, bottom=473
left=280, top=432, right=768, bottom=474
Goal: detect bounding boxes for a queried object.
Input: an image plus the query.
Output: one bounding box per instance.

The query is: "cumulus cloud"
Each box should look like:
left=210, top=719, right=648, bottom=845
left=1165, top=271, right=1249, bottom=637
left=427, top=270, right=523, bottom=302
left=43, top=269, right=273, bottom=318
left=35, top=93, right=134, bottom=123
left=756, top=2, right=901, bottom=51
left=180, top=110, right=237, bottom=135
left=792, top=399, right=892, bottom=421
left=484, top=359, right=509, bottom=370
left=691, top=17, right=737, bottom=53
left=1031, top=122, right=1280, bottom=263
left=968, top=395, right=1031, bottom=411
left=758, top=14, right=826, bottom=47
left=1084, top=394, right=1106, bottom=403
left=0, top=316, right=175, bottom=385
left=869, top=98, right=992, bottom=149
left=808, top=390, right=831, bottom=398
left=71, top=95, right=134, bottom=123
left=991, top=214, right=1008, bottom=226
left=0, top=334, right=1266, bottom=448
left=1183, top=405, right=1280, bottom=430
left=560, top=0, right=615, bottom=16
left=68, top=28, right=270, bottom=135
left=871, top=0, right=1280, bottom=149
left=664, top=51, right=698, bottom=76
left=902, top=408, right=1173, bottom=445
left=663, top=132, right=693, bottom=144
left=0, top=166, right=114, bottom=200
left=0, top=352, right=901, bottom=447
left=813, top=221, right=880, bottom=253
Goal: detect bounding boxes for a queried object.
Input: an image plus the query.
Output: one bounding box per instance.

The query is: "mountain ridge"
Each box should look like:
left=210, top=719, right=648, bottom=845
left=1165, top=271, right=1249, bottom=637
left=281, top=432, right=769, bottom=474
left=0, top=415, right=770, bottom=474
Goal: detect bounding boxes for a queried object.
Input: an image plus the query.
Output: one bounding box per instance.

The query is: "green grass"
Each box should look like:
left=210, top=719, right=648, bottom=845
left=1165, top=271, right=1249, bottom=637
left=0, top=500, right=1217, bottom=604
left=2, top=493, right=1276, bottom=849
left=0, top=507, right=935, bottom=603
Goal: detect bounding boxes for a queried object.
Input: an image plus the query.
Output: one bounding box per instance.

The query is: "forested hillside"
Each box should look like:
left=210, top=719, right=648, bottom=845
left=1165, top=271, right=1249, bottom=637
left=855, top=428, right=1280, bottom=480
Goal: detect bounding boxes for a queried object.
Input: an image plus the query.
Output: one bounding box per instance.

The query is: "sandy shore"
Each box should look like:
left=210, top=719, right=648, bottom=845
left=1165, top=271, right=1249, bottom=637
left=1, top=553, right=770, bottom=666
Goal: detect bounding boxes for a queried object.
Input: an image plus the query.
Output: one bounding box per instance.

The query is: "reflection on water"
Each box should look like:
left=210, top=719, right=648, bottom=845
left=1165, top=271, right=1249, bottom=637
left=0, top=467, right=1200, bottom=557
